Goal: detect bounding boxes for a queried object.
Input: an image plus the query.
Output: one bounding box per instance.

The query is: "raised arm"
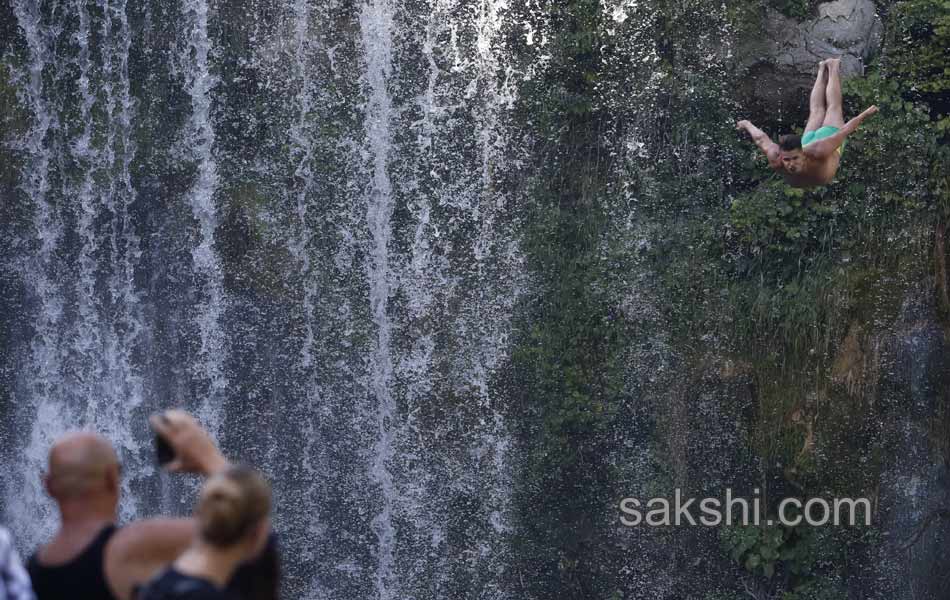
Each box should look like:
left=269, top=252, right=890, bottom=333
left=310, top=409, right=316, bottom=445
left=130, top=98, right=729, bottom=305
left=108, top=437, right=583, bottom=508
left=105, top=410, right=231, bottom=600
left=737, top=120, right=782, bottom=169
left=804, top=105, right=878, bottom=159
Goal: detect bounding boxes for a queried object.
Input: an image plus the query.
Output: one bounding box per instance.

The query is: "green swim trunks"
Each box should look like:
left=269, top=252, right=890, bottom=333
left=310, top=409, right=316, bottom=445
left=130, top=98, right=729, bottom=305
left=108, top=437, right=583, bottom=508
left=802, top=125, right=844, bottom=155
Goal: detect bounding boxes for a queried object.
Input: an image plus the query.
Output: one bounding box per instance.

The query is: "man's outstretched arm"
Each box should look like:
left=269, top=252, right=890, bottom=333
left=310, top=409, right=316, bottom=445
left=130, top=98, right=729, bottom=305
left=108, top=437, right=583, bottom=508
left=737, top=120, right=782, bottom=169
left=804, top=105, right=878, bottom=159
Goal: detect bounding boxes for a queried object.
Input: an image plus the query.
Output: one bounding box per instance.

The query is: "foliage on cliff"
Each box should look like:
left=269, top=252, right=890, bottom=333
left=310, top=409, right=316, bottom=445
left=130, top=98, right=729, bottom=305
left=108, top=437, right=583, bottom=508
left=508, top=0, right=948, bottom=598
left=506, top=1, right=633, bottom=597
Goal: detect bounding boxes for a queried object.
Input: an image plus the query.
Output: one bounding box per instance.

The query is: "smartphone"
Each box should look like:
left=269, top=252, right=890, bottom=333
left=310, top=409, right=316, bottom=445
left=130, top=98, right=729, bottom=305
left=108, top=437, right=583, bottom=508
left=155, top=433, right=175, bottom=466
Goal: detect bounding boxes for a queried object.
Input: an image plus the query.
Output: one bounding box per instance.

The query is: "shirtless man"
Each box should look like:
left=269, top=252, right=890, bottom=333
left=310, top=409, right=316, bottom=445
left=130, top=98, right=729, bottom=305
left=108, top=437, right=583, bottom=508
left=737, top=58, right=878, bottom=188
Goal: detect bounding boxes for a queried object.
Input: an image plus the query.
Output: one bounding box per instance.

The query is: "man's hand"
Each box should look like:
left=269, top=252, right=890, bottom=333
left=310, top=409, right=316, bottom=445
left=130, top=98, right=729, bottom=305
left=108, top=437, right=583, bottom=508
left=149, top=410, right=227, bottom=476
left=735, top=119, right=781, bottom=168
left=850, top=105, right=878, bottom=127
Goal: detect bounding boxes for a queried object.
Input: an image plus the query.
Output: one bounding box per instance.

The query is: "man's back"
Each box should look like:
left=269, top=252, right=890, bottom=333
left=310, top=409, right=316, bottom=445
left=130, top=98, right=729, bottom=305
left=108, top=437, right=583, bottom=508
left=28, top=525, right=118, bottom=600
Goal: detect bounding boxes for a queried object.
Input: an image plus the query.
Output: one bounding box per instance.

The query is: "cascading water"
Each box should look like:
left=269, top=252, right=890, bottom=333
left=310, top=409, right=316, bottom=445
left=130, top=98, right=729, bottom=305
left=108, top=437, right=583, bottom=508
left=180, top=0, right=227, bottom=432
left=289, top=0, right=319, bottom=374
left=6, top=0, right=68, bottom=539
left=2, top=0, right=529, bottom=597
left=385, top=1, right=525, bottom=596
left=4, top=1, right=947, bottom=598
left=358, top=1, right=398, bottom=596
left=285, top=0, right=327, bottom=595
left=5, top=0, right=150, bottom=539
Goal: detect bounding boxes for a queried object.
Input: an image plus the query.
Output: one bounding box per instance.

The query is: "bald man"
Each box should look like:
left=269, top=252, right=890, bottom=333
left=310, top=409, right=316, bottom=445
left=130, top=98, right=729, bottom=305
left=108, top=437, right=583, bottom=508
left=27, top=411, right=228, bottom=600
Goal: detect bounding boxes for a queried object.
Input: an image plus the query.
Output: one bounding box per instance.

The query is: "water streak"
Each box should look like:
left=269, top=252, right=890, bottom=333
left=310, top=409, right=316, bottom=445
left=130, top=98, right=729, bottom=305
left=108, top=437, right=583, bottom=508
left=287, top=3, right=328, bottom=594
left=6, top=0, right=148, bottom=540
left=181, top=0, right=227, bottom=430
left=7, top=0, right=71, bottom=544
left=360, top=0, right=398, bottom=597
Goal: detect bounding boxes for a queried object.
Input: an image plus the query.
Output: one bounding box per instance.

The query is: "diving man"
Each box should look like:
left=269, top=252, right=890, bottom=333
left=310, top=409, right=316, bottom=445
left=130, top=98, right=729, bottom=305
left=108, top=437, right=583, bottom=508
left=737, top=58, right=878, bottom=188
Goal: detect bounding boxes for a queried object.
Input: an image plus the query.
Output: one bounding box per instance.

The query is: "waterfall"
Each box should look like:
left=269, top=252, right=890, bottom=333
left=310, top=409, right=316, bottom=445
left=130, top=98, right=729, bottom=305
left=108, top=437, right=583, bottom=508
left=4, top=1, right=938, bottom=598
left=359, top=1, right=398, bottom=597
left=5, top=0, right=149, bottom=541
left=290, top=0, right=319, bottom=373
left=108, top=0, right=147, bottom=457
left=180, top=0, right=227, bottom=431
left=72, top=0, right=105, bottom=413
left=68, top=0, right=147, bottom=522
left=381, top=0, right=526, bottom=594
left=4, top=0, right=527, bottom=595
left=7, top=0, right=65, bottom=543
left=96, top=0, right=147, bottom=520
left=286, top=2, right=329, bottom=596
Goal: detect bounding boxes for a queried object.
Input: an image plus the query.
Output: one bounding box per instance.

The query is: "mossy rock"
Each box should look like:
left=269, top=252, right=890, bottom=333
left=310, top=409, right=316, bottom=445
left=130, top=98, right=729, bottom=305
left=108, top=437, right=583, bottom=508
left=218, top=182, right=295, bottom=299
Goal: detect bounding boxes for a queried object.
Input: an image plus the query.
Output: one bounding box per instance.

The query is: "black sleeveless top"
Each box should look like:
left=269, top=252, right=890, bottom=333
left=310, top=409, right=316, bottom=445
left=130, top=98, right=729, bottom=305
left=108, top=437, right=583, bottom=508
left=139, top=534, right=279, bottom=600
left=27, top=524, right=118, bottom=600
left=137, top=569, right=235, bottom=600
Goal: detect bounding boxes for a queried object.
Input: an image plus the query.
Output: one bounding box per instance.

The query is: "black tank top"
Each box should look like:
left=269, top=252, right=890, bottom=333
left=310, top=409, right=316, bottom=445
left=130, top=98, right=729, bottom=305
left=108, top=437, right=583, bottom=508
left=138, top=569, right=235, bottom=600
left=27, top=524, right=118, bottom=600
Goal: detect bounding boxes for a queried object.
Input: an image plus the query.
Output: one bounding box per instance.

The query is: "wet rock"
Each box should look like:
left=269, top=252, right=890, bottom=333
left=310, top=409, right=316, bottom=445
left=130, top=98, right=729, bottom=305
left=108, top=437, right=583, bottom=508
left=735, top=0, right=883, bottom=122
left=831, top=322, right=881, bottom=398
left=869, top=313, right=950, bottom=600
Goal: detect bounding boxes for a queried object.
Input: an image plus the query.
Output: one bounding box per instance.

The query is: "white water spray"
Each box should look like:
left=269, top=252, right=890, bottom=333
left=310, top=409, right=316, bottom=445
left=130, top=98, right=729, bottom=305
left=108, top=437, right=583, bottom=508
left=6, top=0, right=149, bottom=541
left=360, top=0, right=398, bottom=597
left=181, top=0, right=227, bottom=430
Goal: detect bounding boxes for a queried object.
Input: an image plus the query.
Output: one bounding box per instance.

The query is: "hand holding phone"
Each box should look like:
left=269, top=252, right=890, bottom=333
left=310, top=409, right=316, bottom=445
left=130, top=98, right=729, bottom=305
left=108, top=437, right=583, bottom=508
left=155, top=430, right=175, bottom=465
left=149, top=410, right=228, bottom=475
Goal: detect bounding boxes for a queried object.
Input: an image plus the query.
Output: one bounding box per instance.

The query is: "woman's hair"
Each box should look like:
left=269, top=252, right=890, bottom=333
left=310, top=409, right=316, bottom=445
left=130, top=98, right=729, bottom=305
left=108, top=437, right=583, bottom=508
left=196, top=465, right=271, bottom=547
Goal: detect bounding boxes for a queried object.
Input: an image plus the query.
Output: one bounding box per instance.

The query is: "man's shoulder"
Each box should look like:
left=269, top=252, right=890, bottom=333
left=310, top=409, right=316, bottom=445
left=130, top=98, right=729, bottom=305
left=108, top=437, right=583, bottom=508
left=807, top=154, right=839, bottom=183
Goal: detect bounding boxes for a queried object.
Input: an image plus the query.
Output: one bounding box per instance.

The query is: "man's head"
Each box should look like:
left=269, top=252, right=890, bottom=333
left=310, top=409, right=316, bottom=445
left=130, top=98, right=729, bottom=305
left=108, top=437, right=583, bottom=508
left=45, top=432, right=120, bottom=512
left=778, top=134, right=805, bottom=174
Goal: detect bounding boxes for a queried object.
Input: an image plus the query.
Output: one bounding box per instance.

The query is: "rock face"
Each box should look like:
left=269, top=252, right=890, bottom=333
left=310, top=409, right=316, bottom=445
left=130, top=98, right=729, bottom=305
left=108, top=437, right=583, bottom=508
left=736, top=0, right=883, bottom=122
left=824, top=293, right=950, bottom=599
left=872, top=312, right=950, bottom=600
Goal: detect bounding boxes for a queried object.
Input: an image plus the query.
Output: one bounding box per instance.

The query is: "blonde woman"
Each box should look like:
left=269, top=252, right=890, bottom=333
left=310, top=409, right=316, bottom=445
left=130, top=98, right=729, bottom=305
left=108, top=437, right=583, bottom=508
left=138, top=466, right=274, bottom=600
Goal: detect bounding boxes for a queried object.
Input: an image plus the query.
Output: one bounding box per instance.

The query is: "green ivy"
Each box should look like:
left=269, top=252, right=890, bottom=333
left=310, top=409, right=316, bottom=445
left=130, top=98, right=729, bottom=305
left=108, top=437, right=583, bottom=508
left=884, top=0, right=950, bottom=132
left=721, top=522, right=851, bottom=598
left=507, top=1, right=634, bottom=597
left=768, top=0, right=818, bottom=19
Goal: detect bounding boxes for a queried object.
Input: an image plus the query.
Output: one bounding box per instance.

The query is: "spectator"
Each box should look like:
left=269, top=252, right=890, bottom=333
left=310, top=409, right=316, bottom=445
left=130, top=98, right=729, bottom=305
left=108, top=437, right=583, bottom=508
left=26, top=410, right=239, bottom=600
left=0, top=525, right=35, bottom=600
left=137, top=466, right=272, bottom=600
